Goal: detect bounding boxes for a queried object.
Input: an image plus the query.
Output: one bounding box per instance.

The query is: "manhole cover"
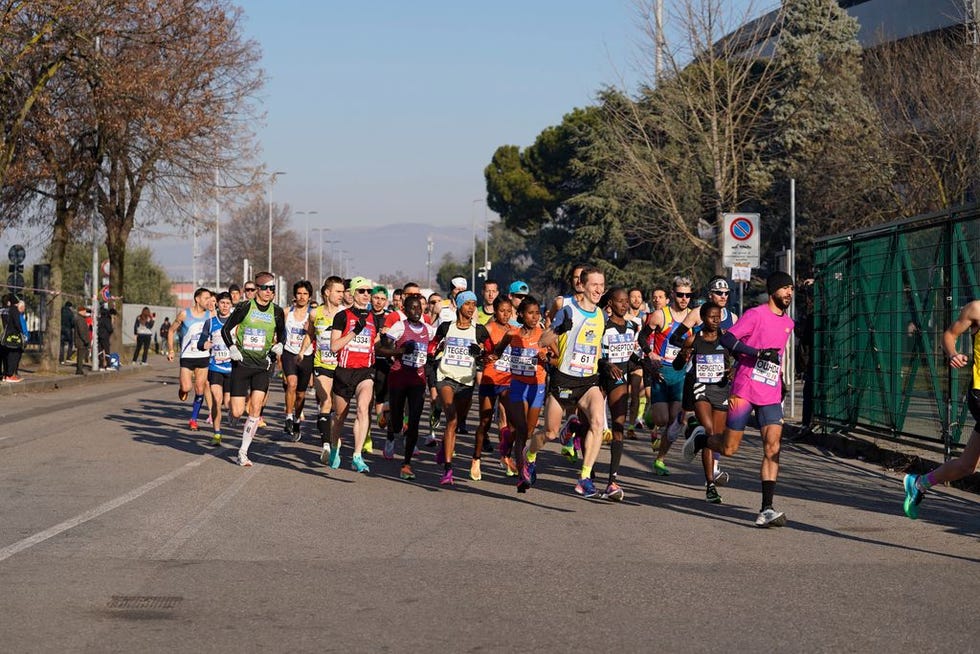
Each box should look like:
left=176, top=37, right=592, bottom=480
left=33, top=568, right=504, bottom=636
left=107, top=596, right=183, bottom=610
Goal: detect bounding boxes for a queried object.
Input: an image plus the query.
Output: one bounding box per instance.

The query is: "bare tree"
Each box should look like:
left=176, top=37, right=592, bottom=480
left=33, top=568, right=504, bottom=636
left=605, top=0, right=780, bottom=277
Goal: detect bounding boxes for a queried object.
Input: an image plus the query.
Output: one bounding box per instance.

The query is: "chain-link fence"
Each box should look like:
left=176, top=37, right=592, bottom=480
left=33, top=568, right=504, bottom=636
left=812, top=205, right=979, bottom=457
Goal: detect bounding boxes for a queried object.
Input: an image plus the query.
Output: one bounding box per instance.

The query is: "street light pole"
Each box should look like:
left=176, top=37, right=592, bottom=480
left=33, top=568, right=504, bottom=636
left=296, top=210, right=318, bottom=280
left=471, top=199, right=482, bottom=291
left=267, top=171, right=286, bottom=272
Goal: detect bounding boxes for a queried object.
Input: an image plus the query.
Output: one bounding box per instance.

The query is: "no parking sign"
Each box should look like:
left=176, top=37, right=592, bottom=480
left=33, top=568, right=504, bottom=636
left=722, top=213, right=760, bottom=268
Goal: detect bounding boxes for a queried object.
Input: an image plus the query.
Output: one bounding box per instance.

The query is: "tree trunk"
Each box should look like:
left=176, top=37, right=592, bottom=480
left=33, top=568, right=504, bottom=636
left=39, top=201, right=73, bottom=373
left=105, top=219, right=130, bottom=356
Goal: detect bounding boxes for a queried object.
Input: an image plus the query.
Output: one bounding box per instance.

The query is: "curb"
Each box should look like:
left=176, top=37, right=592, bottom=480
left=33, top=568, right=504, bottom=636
left=0, top=362, right=158, bottom=396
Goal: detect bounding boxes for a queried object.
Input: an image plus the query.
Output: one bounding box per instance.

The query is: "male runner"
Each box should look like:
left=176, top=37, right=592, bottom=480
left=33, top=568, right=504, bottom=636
left=683, top=271, right=794, bottom=527
left=168, top=287, right=213, bottom=430
left=477, top=279, right=500, bottom=326
left=280, top=280, right=314, bottom=441
left=197, top=291, right=233, bottom=446
left=299, top=276, right=345, bottom=462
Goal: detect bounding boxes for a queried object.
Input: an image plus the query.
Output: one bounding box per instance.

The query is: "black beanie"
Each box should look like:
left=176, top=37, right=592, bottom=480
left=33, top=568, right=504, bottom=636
left=766, top=271, right=794, bottom=295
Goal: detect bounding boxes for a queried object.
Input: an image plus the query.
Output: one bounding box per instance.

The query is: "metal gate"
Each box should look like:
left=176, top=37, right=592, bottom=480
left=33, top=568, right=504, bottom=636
left=812, top=205, right=979, bottom=457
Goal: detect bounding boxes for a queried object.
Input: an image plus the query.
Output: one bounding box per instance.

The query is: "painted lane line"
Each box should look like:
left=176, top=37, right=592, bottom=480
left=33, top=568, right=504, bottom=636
left=0, top=458, right=206, bottom=563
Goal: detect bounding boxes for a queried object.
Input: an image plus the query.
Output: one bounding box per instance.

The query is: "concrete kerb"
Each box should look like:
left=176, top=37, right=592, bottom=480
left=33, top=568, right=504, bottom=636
left=0, top=362, right=156, bottom=396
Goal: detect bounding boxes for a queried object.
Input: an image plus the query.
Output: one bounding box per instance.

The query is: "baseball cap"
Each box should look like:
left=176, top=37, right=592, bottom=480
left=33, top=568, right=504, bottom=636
left=450, top=276, right=468, bottom=290
left=766, top=271, right=794, bottom=295
left=455, top=290, right=478, bottom=308
left=508, top=281, right=529, bottom=295
left=348, top=276, right=373, bottom=291
left=708, top=277, right=730, bottom=292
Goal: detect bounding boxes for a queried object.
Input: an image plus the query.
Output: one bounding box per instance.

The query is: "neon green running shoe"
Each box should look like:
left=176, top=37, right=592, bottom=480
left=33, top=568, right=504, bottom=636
left=653, top=459, right=670, bottom=476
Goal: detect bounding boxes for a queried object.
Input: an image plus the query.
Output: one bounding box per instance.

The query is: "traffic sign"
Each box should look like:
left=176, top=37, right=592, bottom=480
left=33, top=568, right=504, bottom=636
left=100, top=285, right=111, bottom=302
left=8, top=244, right=25, bottom=264
left=722, top=213, right=760, bottom=268
left=100, top=259, right=110, bottom=276
left=7, top=273, right=25, bottom=289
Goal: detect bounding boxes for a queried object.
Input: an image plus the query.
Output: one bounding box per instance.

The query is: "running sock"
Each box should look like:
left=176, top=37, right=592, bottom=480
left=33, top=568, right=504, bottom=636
left=241, top=415, right=259, bottom=455
left=580, top=464, right=592, bottom=480
left=916, top=472, right=937, bottom=492
left=190, top=394, right=205, bottom=420
left=317, top=413, right=331, bottom=444
left=609, top=440, right=623, bottom=482
left=761, top=480, right=776, bottom=511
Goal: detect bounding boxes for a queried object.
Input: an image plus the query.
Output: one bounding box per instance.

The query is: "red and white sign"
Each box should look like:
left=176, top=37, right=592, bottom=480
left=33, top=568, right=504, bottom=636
left=722, top=213, right=760, bottom=268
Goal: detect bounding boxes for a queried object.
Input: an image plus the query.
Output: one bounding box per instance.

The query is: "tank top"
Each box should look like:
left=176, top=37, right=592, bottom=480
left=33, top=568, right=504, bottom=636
left=312, top=305, right=338, bottom=370
left=180, top=308, right=210, bottom=359
left=334, top=308, right=376, bottom=369
left=719, top=308, right=737, bottom=331
left=553, top=299, right=604, bottom=378
left=284, top=306, right=313, bottom=355
left=205, top=315, right=231, bottom=374
left=508, top=325, right=546, bottom=384
left=235, top=299, right=278, bottom=368
left=652, top=306, right=685, bottom=364
left=387, top=318, right=431, bottom=387
left=436, top=321, right=480, bottom=384
left=481, top=321, right=512, bottom=386
left=688, top=333, right=730, bottom=385
left=602, top=320, right=639, bottom=366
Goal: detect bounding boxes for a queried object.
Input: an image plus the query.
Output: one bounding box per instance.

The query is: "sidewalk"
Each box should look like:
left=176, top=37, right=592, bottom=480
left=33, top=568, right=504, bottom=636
left=0, top=358, right=162, bottom=396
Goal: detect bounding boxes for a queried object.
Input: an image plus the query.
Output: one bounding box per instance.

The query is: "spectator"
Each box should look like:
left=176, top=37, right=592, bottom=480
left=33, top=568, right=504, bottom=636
left=133, top=307, right=154, bottom=364
left=98, top=305, right=116, bottom=370
left=74, top=306, right=92, bottom=375
left=159, top=316, right=171, bottom=357
left=0, top=294, right=25, bottom=382
left=60, top=301, right=75, bottom=364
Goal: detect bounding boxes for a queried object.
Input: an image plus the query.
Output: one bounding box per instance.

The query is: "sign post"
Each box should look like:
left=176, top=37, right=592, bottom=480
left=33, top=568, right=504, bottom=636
left=722, top=213, right=760, bottom=315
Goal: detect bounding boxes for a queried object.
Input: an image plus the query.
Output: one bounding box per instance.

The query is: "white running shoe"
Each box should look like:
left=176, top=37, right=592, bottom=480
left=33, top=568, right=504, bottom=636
left=755, top=508, right=786, bottom=528
left=666, top=414, right=685, bottom=443
left=320, top=444, right=330, bottom=465
left=681, top=426, right=703, bottom=463
left=238, top=451, right=253, bottom=467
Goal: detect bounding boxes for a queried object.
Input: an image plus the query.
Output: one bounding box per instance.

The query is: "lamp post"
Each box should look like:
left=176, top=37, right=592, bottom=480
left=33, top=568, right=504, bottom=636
left=296, top=210, right=319, bottom=280
left=471, top=199, right=483, bottom=291
left=324, top=239, right=339, bottom=277
left=267, top=171, right=286, bottom=272
left=311, top=229, right=332, bottom=283
left=340, top=250, right=349, bottom=278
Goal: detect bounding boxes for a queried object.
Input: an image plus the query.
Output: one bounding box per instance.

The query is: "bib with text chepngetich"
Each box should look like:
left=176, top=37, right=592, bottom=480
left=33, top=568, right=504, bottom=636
left=242, top=327, right=266, bottom=352
left=695, top=353, right=725, bottom=384
left=401, top=347, right=427, bottom=368
left=606, top=333, right=635, bottom=364
left=751, top=357, right=780, bottom=387
left=509, top=346, right=538, bottom=377
left=663, top=343, right=681, bottom=363
left=444, top=336, right=475, bottom=368
left=316, top=325, right=337, bottom=363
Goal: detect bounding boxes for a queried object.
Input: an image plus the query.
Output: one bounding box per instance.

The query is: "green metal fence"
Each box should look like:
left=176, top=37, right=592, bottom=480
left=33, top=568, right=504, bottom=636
left=812, top=205, right=979, bottom=457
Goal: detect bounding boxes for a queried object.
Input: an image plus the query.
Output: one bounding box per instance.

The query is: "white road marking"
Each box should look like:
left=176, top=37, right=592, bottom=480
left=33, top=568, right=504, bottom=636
left=0, top=458, right=206, bottom=563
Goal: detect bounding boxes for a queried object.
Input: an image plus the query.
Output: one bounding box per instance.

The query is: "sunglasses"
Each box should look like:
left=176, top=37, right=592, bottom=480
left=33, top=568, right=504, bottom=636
left=257, top=284, right=276, bottom=291
left=428, top=300, right=439, bottom=305
left=674, top=292, right=692, bottom=298
left=710, top=290, right=730, bottom=296
left=512, top=293, right=526, bottom=299
left=243, top=287, right=257, bottom=292
left=354, top=288, right=371, bottom=294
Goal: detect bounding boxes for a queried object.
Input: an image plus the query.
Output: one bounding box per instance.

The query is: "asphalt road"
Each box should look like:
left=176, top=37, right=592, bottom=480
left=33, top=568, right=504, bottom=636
left=1, top=367, right=977, bottom=653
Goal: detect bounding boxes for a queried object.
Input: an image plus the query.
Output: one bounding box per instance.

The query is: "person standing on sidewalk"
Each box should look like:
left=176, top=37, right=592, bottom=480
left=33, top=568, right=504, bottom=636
left=903, top=300, right=980, bottom=519
left=0, top=294, right=25, bottom=382
left=133, top=307, right=154, bottom=364
left=73, top=306, right=92, bottom=375
left=60, top=301, right=75, bottom=364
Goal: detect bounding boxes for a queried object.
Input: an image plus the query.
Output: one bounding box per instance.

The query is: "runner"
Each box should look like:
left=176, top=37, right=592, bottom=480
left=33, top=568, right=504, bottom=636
left=228, top=283, right=242, bottom=306
left=369, top=285, right=393, bottom=452
left=597, top=287, right=642, bottom=501
left=196, top=291, right=233, bottom=446
left=508, top=280, right=530, bottom=315
left=279, top=280, right=314, bottom=442
left=546, top=264, right=585, bottom=324
left=671, top=301, right=732, bottom=503
left=167, top=287, right=213, bottom=431
left=528, top=266, right=606, bottom=498
left=476, top=296, right=517, bottom=477
left=431, top=290, right=489, bottom=485
left=500, top=295, right=549, bottom=492
left=220, top=272, right=286, bottom=467
left=682, top=271, right=795, bottom=527
left=626, top=287, right=648, bottom=440
left=424, top=291, right=444, bottom=443
left=477, top=279, right=499, bottom=326
left=390, top=288, right=404, bottom=314
left=377, top=294, right=435, bottom=480
left=903, top=300, right=980, bottom=519
left=298, top=275, right=345, bottom=463
left=639, top=276, right=694, bottom=476
left=327, top=276, right=379, bottom=473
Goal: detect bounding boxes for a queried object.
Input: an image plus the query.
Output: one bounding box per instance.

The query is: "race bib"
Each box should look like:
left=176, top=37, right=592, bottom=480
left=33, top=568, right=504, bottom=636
left=510, top=346, right=538, bottom=377
left=494, top=346, right=512, bottom=372
left=695, top=353, right=725, bottom=384
left=606, top=336, right=635, bottom=364
left=401, top=345, right=427, bottom=368
left=444, top=336, right=474, bottom=368
left=569, top=342, right=598, bottom=377
left=242, top=327, right=266, bottom=352
left=212, top=343, right=230, bottom=364
left=286, top=326, right=306, bottom=350
left=751, top=357, right=780, bottom=387
left=348, top=330, right=372, bottom=352
left=663, top=343, right=681, bottom=363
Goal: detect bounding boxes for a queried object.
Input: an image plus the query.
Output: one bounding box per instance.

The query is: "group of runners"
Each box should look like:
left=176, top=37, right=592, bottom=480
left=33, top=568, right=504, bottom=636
left=162, top=264, right=980, bottom=528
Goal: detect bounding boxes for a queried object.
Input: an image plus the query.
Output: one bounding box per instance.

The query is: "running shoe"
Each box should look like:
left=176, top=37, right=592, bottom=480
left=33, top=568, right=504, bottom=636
left=178, top=389, right=189, bottom=401
left=501, top=456, right=518, bottom=477
left=328, top=445, right=342, bottom=469
left=383, top=438, right=396, bottom=461
left=574, top=477, right=599, bottom=499
left=363, top=436, right=374, bottom=455
left=561, top=444, right=579, bottom=462
left=209, top=433, right=222, bottom=447
left=424, top=432, right=439, bottom=447
left=626, top=428, right=637, bottom=440
left=188, top=419, right=199, bottom=431
left=428, top=410, right=440, bottom=433
left=320, top=444, right=330, bottom=465
left=666, top=413, right=684, bottom=443
left=705, top=483, right=722, bottom=504
left=527, top=460, right=537, bottom=485
left=602, top=482, right=625, bottom=502
left=258, top=417, right=267, bottom=428
left=290, top=419, right=302, bottom=443
left=903, top=474, right=925, bottom=520
left=440, top=468, right=454, bottom=486
left=517, top=464, right=532, bottom=493
left=283, top=417, right=294, bottom=438
left=378, top=409, right=388, bottom=429
left=652, top=459, right=670, bottom=476
left=351, top=455, right=370, bottom=474
left=755, top=508, right=786, bottom=528
left=650, top=432, right=661, bottom=452
left=237, top=451, right=252, bottom=467
left=713, top=470, right=730, bottom=486
left=681, top=426, right=704, bottom=463
left=470, top=459, right=482, bottom=481
left=602, top=428, right=613, bottom=444
left=558, top=415, right=580, bottom=445
left=399, top=464, right=415, bottom=480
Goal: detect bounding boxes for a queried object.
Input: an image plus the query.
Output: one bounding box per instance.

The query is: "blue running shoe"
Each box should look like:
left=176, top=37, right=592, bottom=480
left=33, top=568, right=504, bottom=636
left=903, top=474, right=924, bottom=519
left=575, top=477, right=598, bottom=499
left=328, top=445, right=342, bottom=469
left=351, top=455, right=370, bottom=474
left=527, top=461, right=537, bottom=486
